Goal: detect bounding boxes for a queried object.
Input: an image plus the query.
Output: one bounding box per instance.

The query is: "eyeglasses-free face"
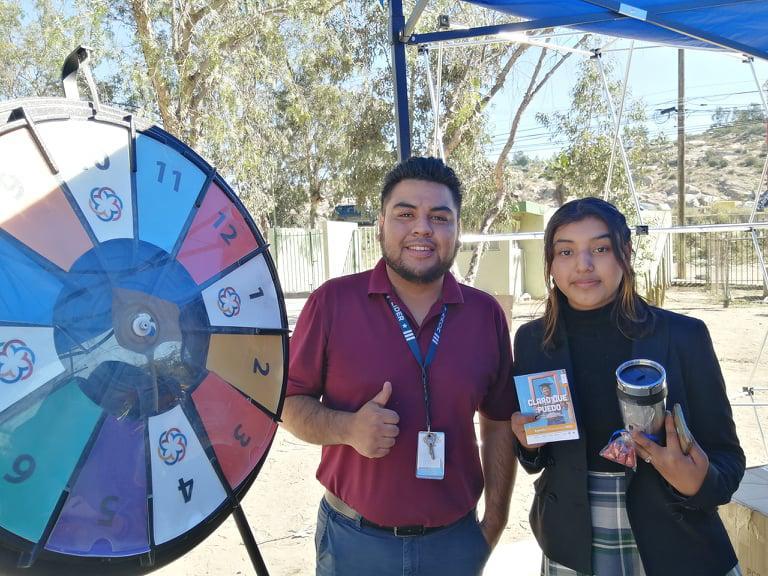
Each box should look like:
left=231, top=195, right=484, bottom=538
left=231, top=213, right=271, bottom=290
left=550, top=216, right=625, bottom=311
left=378, top=179, right=460, bottom=287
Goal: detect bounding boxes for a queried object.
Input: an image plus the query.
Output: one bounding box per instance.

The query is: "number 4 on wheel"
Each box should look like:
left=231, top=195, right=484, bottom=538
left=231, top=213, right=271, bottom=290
left=177, top=478, right=194, bottom=503
left=148, top=406, right=226, bottom=545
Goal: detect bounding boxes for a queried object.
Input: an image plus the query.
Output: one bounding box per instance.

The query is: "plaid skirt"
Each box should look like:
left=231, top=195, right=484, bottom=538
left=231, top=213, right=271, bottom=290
left=541, top=472, right=742, bottom=576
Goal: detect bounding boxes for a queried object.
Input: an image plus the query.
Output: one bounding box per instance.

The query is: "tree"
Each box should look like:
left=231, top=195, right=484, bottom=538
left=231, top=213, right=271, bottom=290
left=272, top=2, right=393, bottom=227
left=2, top=0, right=393, bottom=229
left=1, top=0, right=587, bottom=248
left=0, top=0, right=114, bottom=100
left=453, top=36, right=588, bottom=284
left=380, top=3, right=587, bottom=286
left=111, top=0, right=348, bottom=223
left=537, top=56, right=666, bottom=220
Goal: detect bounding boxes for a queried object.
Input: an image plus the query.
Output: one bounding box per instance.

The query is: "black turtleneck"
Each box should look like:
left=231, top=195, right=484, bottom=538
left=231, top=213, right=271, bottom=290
left=561, top=300, right=632, bottom=472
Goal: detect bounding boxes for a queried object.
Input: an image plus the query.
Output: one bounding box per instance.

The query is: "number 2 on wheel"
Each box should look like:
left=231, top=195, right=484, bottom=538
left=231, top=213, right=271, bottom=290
left=253, top=358, right=270, bottom=376
left=212, top=210, right=238, bottom=245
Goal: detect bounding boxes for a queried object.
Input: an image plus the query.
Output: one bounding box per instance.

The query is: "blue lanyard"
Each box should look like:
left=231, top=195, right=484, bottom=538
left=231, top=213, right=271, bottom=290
left=385, top=295, right=447, bottom=431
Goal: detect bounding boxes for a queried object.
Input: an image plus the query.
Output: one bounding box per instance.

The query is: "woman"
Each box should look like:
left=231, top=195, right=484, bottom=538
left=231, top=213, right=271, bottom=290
left=511, top=197, right=744, bottom=576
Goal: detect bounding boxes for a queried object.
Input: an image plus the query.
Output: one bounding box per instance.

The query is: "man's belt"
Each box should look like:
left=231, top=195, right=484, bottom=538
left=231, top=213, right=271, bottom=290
left=323, top=490, right=454, bottom=537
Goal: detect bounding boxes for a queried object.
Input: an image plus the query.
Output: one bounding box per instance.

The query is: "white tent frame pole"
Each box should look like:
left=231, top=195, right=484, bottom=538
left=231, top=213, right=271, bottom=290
left=749, top=153, right=768, bottom=224
left=744, top=324, right=768, bottom=460
left=747, top=57, right=768, bottom=224
left=421, top=48, right=446, bottom=159
left=421, top=48, right=438, bottom=154
left=593, top=50, right=643, bottom=224
left=460, top=220, right=768, bottom=242
left=436, top=42, right=445, bottom=158
left=747, top=226, right=768, bottom=456
left=750, top=230, right=768, bottom=292
left=403, top=0, right=431, bottom=41
left=421, top=35, right=593, bottom=55
left=604, top=41, right=634, bottom=200
left=743, top=59, right=768, bottom=457
left=747, top=278, right=768, bottom=385
left=744, top=57, right=768, bottom=288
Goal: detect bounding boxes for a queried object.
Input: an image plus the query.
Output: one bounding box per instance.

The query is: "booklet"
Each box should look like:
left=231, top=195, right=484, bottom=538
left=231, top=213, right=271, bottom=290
left=514, top=369, right=579, bottom=444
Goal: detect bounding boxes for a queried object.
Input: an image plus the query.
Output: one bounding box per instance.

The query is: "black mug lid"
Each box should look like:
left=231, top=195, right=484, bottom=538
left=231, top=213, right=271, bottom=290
left=616, top=359, right=666, bottom=397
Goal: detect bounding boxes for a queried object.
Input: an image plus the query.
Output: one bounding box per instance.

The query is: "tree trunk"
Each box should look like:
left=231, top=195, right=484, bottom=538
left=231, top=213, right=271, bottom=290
left=131, top=0, right=177, bottom=134
left=554, top=181, right=566, bottom=206
left=464, top=39, right=585, bottom=285
left=444, top=44, right=529, bottom=158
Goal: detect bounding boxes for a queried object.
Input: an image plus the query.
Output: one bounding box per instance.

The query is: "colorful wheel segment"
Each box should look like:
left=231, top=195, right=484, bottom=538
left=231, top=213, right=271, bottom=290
left=0, top=99, right=288, bottom=572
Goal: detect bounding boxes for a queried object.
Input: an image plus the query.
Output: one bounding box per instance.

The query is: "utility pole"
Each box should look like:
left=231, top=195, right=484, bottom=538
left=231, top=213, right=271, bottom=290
left=676, top=49, right=686, bottom=280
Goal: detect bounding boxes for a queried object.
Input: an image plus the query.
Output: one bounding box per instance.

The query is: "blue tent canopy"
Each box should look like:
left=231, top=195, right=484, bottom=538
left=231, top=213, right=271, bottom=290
left=459, top=0, right=768, bottom=59
left=390, top=0, right=768, bottom=159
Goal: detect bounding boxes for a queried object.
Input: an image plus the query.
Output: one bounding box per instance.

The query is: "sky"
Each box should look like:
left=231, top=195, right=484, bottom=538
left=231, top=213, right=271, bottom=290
left=16, top=0, right=768, bottom=164
left=484, top=35, right=768, bottom=160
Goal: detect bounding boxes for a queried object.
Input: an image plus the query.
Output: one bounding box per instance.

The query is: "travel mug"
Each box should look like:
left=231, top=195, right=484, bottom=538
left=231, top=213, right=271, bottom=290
left=615, top=359, right=667, bottom=436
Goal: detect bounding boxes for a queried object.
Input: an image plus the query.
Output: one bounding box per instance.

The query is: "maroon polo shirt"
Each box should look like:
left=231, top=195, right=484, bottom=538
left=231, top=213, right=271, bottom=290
left=287, top=259, right=515, bottom=527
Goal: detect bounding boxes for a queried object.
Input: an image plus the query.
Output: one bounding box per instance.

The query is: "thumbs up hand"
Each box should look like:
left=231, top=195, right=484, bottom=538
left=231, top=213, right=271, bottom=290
left=349, top=381, right=400, bottom=458
left=370, top=380, right=393, bottom=407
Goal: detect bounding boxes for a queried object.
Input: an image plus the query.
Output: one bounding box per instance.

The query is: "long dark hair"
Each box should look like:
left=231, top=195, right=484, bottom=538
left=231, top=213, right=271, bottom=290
left=541, top=197, right=653, bottom=350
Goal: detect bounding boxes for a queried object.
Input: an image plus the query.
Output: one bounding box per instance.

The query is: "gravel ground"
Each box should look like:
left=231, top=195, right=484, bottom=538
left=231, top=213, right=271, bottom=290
left=152, top=287, right=768, bottom=575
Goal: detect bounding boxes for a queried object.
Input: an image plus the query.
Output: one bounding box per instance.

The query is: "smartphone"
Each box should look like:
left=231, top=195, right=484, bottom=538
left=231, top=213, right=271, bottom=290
left=673, top=403, right=693, bottom=455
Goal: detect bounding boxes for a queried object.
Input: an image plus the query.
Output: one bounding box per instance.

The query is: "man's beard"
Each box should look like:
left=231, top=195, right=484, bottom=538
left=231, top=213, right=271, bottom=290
left=379, top=233, right=460, bottom=285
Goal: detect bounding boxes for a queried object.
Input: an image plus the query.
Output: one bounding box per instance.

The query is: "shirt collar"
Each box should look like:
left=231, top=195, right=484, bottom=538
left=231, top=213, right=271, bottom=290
left=368, top=258, right=464, bottom=304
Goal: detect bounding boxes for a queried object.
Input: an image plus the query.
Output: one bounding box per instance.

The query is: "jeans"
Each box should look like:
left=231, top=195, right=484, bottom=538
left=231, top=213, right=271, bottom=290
left=315, top=497, right=490, bottom=576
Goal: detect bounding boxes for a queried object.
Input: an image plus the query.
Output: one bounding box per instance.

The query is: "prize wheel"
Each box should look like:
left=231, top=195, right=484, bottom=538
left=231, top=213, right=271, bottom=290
left=0, top=90, right=288, bottom=574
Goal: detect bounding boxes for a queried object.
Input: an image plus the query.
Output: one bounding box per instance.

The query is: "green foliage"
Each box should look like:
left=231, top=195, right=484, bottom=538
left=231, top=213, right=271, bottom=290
left=0, top=0, right=397, bottom=229
left=512, top=150, right=529, bottom=168
left=450, top=145, right=521, bottom=233
left=401, top=0, right=571, bottom=237
left=0, top=0, right=115, bottom=99
left=708, top=103, right=766, bottom=139
left=537, top=57, right=666, bottom=222
left=741, top=155, right=761, bottom=167
left=0, top=0, right=569, bottom=240
left=699, top=149, right=727, bottom=169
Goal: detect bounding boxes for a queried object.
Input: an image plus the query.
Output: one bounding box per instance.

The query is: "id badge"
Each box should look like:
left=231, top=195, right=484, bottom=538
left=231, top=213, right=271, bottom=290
left=416, top=431, right=445, bottom=480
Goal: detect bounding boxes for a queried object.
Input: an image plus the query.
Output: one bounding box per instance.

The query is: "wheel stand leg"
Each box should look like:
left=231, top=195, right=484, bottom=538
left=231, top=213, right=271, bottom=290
left=233, top=505, right=269, bottom=576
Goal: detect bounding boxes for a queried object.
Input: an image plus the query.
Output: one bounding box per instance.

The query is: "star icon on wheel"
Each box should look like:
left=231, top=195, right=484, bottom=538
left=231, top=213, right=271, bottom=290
left=89, top=186, right=124, bottom=222
left=0, top=339, right=36, bottom=384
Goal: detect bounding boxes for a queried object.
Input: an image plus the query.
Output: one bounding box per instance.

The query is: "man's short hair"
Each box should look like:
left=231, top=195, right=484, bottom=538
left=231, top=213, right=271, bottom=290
left=380, top=156, right=463, bottom=214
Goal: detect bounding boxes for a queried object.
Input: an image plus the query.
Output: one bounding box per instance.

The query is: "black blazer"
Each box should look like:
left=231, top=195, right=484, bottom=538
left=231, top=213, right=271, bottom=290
left=513, top=307, right=745, bottom=576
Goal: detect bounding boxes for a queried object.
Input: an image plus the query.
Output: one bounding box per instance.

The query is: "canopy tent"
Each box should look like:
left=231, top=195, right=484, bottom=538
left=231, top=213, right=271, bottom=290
left=389, top=0, right=768, bottom=159
left=387, top=0, right=768, bottom=457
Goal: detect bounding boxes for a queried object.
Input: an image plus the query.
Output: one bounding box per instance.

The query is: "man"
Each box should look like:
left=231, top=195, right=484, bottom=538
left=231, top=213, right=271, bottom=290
left=537, top=383, right=567, bottom=425
left=282, top=156, right=517, bottom=575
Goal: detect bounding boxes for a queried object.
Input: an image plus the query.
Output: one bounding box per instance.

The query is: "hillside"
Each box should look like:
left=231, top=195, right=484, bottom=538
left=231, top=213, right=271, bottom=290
left=514, top=121, right=767, bottom=212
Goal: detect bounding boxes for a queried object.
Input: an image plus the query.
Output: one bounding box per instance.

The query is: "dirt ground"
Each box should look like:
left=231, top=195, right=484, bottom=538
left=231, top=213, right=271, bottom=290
left=155, top=287, right=768, bottom=576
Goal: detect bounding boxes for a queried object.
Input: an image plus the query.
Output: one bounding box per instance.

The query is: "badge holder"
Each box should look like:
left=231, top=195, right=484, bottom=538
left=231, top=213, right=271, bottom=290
left=416, top=431, right=445, bottom=480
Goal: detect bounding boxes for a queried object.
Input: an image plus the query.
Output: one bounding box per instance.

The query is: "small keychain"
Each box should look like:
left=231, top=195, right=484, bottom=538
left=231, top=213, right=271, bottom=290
left=424, top=432, right=436, bottom=459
